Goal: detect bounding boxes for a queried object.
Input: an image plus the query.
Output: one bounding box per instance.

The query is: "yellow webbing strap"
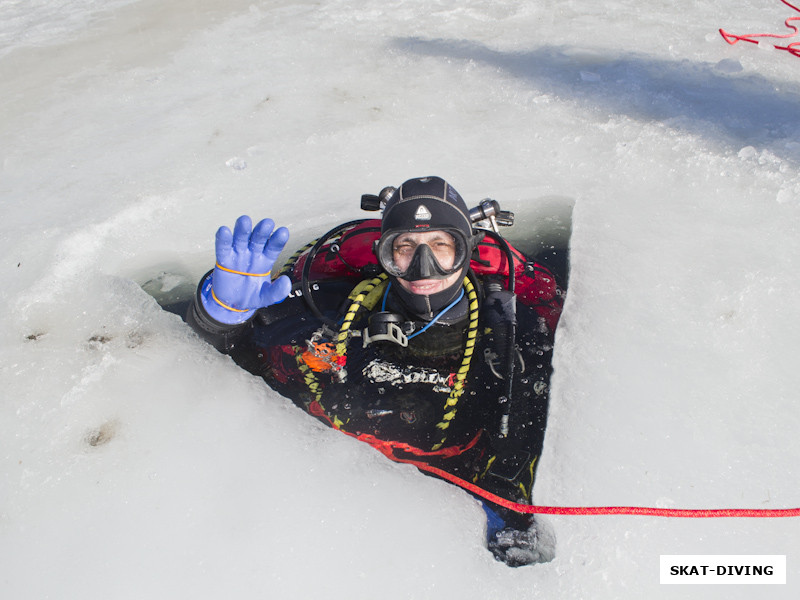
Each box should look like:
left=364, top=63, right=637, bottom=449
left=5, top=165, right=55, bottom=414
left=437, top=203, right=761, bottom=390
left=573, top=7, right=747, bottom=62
left=431, top=276, right=479, bottom=450
left=307, top=273, right=479, bottom=452
left=335, top=273, right=389, bottom=356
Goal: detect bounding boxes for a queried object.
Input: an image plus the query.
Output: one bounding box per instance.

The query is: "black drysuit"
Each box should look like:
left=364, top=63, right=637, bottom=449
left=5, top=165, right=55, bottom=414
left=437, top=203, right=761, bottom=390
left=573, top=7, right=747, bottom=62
left=187, top=270, right=556, bottom=528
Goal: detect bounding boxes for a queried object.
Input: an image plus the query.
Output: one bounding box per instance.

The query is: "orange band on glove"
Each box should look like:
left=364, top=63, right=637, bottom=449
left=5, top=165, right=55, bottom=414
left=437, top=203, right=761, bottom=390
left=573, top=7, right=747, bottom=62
left=210, top=287, right=251, bottom=313
left=215, top=263, right=271, bottom=277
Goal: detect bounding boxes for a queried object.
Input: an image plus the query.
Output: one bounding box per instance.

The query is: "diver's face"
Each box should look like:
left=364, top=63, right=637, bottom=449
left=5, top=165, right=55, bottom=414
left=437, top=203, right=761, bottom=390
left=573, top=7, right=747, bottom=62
left=392, top=230, right=463, bottom=295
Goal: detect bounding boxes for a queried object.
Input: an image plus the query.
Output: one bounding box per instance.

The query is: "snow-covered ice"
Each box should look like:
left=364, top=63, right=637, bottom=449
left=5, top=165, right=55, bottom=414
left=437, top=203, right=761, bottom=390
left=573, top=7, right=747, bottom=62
left=3, top=0, right=800, bottom=598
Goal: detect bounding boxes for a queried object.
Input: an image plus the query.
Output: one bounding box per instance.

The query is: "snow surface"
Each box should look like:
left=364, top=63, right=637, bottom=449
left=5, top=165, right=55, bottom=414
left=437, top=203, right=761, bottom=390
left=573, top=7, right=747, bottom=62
left=3, top=0, right=800, bottom=598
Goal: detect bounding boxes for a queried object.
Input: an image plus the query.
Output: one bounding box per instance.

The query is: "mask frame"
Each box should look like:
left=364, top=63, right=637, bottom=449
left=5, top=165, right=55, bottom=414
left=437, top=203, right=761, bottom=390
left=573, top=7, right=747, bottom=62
left=374, top=227, right=471, bottom=281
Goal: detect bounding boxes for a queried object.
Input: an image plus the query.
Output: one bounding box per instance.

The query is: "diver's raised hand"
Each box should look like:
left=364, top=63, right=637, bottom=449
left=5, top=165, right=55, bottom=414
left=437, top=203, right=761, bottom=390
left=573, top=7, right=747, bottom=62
left=200, top=215, right=292, bottom=324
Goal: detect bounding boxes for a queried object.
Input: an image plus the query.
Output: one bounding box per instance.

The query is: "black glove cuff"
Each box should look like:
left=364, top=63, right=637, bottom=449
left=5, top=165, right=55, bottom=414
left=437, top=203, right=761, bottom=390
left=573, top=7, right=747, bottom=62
left=185, top=270, right=250, bottom=352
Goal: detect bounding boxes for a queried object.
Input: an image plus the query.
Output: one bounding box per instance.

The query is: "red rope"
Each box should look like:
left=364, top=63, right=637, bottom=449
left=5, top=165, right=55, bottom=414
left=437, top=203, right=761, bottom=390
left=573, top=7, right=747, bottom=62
left=395, top=455, right=800, bottom=519
left=311, top=403, right=800, bottom=518
left=720, top=0, right=800, bottom=58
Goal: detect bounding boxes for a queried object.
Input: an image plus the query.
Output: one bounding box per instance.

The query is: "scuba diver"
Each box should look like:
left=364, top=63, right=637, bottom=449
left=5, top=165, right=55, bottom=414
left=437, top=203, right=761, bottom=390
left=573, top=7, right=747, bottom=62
left=186, top=176, right=564, bottom=567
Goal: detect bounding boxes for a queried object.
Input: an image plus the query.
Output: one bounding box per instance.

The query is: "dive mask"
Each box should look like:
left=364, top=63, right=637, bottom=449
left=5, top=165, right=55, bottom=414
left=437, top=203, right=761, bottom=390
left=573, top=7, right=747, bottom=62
left=375, top=228, right=471, bottom=281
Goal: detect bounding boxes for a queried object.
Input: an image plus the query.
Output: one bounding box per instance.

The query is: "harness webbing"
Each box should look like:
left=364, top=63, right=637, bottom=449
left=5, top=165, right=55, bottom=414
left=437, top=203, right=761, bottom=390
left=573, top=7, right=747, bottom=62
left=335, top=273, right=390, bottom=356
left=277, top=240, right=316, bottom=277
left=431, top=277, right=480, bottom=450
left=300, top=275, right=481, bottom=451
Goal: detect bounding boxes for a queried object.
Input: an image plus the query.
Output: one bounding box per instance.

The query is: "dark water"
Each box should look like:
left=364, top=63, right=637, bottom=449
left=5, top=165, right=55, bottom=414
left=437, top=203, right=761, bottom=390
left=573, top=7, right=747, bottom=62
left=502, top=195, right=574, bottom=290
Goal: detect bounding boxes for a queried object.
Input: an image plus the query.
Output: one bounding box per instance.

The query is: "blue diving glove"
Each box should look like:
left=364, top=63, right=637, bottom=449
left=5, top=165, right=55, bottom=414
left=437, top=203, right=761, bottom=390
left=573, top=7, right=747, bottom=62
left=200, top=215, right=292, bottom=325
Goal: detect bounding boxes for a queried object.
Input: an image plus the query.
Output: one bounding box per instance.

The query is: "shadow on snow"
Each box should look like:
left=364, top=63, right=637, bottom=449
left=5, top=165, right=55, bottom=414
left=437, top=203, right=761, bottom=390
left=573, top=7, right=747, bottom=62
left=392, top=37, right=800, bottom=160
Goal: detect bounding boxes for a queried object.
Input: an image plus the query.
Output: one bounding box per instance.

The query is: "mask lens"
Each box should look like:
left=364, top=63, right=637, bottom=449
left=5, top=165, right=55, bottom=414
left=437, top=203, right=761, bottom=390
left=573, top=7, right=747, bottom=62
left=378, top=229, right=468, bottom=279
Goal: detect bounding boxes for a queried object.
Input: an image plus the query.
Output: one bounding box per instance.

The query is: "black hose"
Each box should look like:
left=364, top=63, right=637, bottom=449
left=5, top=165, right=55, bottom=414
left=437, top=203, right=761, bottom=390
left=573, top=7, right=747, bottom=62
left=300, top=219, right=369, bottom=327
left=480, top=230, right=519, bottom=440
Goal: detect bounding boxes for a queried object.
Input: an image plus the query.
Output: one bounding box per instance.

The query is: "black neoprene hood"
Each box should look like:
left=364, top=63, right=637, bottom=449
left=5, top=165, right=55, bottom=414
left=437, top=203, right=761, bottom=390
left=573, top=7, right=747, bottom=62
left=380, top=176, right=473, bottom=240
left=378, top=176, right=477, bottom=320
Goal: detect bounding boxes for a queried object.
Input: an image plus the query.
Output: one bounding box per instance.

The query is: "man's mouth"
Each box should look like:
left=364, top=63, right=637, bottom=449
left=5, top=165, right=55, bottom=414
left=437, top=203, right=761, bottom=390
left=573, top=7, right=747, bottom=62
left=405, top=280, right=443, bottom=294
